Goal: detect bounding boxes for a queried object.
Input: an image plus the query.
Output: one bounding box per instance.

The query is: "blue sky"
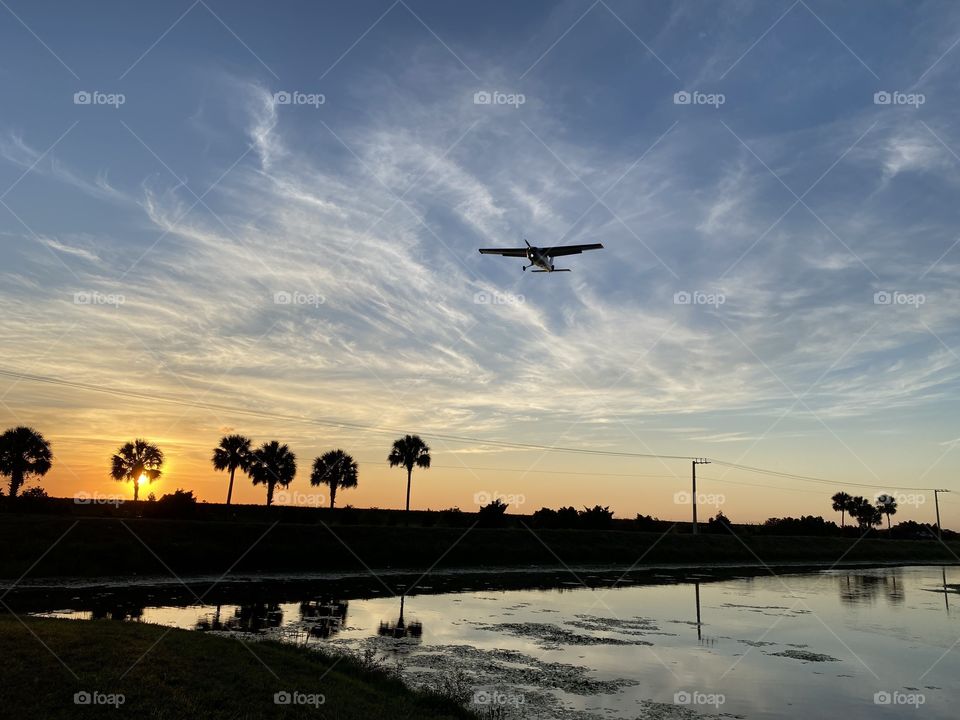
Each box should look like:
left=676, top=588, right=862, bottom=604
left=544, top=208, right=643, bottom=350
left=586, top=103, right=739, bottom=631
left=1, top=0, right=960, bottom=521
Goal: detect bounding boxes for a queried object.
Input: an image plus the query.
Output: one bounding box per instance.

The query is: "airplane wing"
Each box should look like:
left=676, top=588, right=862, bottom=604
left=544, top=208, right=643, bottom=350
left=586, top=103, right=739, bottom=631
left=478, top=247, right=528, bottom=257
left=543, top=243, right=604, bottom=257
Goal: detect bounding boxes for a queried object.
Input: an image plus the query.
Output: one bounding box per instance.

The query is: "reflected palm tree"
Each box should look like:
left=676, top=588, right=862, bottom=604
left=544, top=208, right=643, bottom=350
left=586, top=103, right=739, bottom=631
left=216, top=602, right=284, bottom=632
left=377, top=595, right=423, bottom=641
left=90, top=600, right=144, bottom=621
left=300, top=598, right=349, bottom=638
left=838, top=572, right=906, bottom=606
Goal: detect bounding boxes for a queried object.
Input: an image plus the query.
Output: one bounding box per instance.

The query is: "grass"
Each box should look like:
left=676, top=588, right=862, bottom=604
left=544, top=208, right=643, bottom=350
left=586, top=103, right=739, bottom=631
left=0, top=615, right=476, bottom=719
left=0, top=513, right=958, bottom=579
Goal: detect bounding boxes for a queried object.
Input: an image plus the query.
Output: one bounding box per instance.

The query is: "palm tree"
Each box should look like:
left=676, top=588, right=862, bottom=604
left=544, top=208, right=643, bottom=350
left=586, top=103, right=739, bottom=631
left=248, top=441, right=296, bottom=506
left=848, top=495, right=882, bottom=530
left=310, top=449, right=358, bottom=508
left=110, top=439, right=164, bottom=501
left=831, top=491, right=852, bottom=528
left=387, top=435, right=431, bottom=512
left=212, top=435, right=252, bottom=505
left=875, top=494, right=898, bottom=530
left=0, top=426, right=52, bottom=498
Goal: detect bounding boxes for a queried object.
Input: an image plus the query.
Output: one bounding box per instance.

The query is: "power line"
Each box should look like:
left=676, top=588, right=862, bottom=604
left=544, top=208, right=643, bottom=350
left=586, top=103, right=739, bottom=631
left=707, top=459, right=935, bottom=492
left=0, top=366, right=948, bottom=493
left=0, top=367, right=696, bottom=460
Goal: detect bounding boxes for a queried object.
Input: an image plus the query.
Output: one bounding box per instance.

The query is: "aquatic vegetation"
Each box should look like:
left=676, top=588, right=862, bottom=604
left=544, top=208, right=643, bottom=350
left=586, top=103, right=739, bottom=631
left=768, top=649, right=840, bottom=662
left=475, top=621, right=654, bottom=648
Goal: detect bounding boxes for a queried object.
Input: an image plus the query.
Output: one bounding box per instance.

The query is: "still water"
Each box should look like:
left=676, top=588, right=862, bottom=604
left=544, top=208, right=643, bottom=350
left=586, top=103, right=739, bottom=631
left=31, top=565, right=959, bottom=719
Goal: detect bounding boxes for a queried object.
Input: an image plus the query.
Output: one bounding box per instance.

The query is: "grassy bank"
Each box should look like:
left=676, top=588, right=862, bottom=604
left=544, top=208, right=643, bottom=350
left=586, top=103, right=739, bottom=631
left=0, top=513, right=958, bottom=580
left=0, top=615, right=474, bottom=719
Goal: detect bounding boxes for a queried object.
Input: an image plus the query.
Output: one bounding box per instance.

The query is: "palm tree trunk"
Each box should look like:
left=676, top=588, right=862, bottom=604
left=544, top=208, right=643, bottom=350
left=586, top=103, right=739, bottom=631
left=841, top=509, right=845, bottom=528
left=266, top=482, right=274, bottom=506
left=133, top=479, right=139, bottom=502
left=405, top=468, right=412, bottom=512
left=10, top=468, right=23, bottom=498
left=887, top=514, right=891, bottom=531
left=329, top=483, right=337, bottom=509
left=227, top=466, right=236, bottom=505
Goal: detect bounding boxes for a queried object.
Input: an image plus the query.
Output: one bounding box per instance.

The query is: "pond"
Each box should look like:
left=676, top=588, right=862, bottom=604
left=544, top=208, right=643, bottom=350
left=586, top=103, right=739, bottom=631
left=23, top=564, right=960, bottom=719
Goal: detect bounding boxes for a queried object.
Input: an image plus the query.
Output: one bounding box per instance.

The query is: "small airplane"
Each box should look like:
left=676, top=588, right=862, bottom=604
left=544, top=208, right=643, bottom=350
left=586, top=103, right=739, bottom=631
left=478, top=239, right=604, bottom=272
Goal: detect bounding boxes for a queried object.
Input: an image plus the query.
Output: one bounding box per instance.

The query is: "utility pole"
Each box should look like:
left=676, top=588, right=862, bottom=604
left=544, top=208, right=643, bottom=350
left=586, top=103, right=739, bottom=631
left=934, top=489, right=949, bottom=539
left=691, top=458, right=710, bottom=535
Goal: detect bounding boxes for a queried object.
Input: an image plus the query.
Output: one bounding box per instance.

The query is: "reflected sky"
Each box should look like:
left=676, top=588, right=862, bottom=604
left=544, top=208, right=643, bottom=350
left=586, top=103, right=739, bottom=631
left=34, top=565, right=960, bottom=719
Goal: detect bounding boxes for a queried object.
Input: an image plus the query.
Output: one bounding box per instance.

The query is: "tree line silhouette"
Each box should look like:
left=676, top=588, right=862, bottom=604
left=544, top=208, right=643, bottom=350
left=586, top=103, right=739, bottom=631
left=831, top=491, right=898, bottom=530
left=0, top=426, right=943, bottom=536
left=0, top=425, right=432, bottom=511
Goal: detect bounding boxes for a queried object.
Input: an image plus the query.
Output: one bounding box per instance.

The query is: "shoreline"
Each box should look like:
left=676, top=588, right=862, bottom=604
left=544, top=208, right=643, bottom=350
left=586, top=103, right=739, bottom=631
left=4, top=557, right=956, bottom=589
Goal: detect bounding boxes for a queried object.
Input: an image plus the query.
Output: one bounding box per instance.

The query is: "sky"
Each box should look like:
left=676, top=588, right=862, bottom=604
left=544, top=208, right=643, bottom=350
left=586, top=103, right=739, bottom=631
left=1, top=0, right=959, bottom=526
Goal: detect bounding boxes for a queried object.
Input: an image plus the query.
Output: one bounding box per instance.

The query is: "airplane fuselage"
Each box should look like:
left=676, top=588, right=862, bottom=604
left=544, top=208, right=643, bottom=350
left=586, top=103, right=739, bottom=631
left=526, top=247, right=554, bottom=272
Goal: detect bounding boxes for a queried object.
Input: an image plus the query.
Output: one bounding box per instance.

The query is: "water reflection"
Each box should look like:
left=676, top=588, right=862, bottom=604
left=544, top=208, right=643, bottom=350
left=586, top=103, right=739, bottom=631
left=300, top=598, right=349, bottom=638
left=90, top=600, right=144, bottom=622
left=197, top=602, right=283, bottom=632
left=838, top=571, right=906, bottom=606
left=377, top=595, right=423, bottom=642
